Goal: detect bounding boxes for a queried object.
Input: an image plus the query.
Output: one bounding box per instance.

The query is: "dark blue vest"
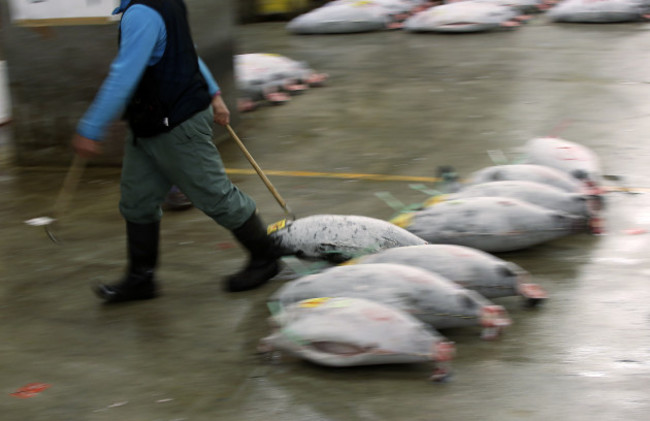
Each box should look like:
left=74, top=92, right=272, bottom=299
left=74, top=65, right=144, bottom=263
left=122, top=0, right=212, bottom=137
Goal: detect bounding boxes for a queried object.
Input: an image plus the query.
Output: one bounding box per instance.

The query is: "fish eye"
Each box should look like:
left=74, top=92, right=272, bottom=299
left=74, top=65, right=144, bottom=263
left=498, top=264, right=516, bottom=278
left=458, top=294, right=477, bottom=309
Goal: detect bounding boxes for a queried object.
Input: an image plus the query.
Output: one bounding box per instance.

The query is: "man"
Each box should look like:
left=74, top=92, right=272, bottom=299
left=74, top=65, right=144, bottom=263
left=72, top=0, right=280, bottom=302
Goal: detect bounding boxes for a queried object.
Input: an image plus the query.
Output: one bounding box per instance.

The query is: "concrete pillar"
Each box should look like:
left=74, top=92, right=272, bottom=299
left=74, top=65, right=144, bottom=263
left=0, top=0, right=237, bottom=167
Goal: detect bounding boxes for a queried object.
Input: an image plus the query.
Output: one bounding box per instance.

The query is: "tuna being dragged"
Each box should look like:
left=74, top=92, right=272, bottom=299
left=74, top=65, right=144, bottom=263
left=286, top=0, right=430, bottom=34
left=260, top=296, right=456, bottom=381
left=391, top=196, right=588, bottom=252
left=402, top=1, right=526, bottom=33
left=465, top=164, right=587, bottom=193
left=547, top=0, right=650, bottom=23
left=268, top=214, right=427, bottom=263
left=234, top=53, right=328, bottom=111
left=523, top=137, right=604, bottom=191
left=347, top=244, right=547, bottom=306
left=269, top=263, right=511, bottom=339
left=428, top=180, right=593, bottom=219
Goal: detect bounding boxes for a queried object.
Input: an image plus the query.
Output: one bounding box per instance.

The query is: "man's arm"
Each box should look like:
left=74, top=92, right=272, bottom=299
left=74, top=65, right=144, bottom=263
left=197, top=56, right=230, bottom=126
left=73, top=5, right=165, bottom=157
left=198, top=56, right=220, bottom=97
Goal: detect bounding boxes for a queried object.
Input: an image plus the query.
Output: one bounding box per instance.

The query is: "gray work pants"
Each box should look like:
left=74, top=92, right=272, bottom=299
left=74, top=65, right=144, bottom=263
left=119, top=107, right=256, bottom=230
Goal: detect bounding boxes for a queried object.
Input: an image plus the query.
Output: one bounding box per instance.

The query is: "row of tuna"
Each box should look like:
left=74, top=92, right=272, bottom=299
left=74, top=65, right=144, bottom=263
left=258, top=136, right=606, bottom=380
left=234, top=53, right=329, bottom=112
left=285, top=0, right=650, bottom=34
left=235, top=0, right=649, bottom=109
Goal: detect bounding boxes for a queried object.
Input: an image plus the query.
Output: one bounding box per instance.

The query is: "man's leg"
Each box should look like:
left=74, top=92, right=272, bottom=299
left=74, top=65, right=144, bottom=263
left=94, top=132, right=172, bottom=303
left=147, top=108, right=280, bottom=292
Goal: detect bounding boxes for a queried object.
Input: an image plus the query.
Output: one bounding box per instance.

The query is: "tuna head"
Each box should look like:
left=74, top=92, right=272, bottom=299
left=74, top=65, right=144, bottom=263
left=499, top=262, right=549, bottom=307
left=416, top=287, right=511, bottom=340
left=550, top=210, right=589, bottom=234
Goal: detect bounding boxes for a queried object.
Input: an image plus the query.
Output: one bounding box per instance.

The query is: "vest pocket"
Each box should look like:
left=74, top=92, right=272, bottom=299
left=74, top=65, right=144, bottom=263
left=125, top=96, right=172, bottom=138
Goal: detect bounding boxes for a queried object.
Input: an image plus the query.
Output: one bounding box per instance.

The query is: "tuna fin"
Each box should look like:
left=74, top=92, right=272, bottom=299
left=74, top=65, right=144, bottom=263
left=487, top=149, right=510, bottom=165
left=409, top=183, right=443, bottom=196
left=267, top=300, right=283, bottom=316
left=377, top=190, right=430, bottom=218
left=280, top=256, right=333, bottom=276
left=375, top=191, right=406, bottom=211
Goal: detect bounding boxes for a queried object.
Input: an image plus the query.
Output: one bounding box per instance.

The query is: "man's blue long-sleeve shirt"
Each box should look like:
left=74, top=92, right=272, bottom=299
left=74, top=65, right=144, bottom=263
left=76, top=0, right=220, bottom=141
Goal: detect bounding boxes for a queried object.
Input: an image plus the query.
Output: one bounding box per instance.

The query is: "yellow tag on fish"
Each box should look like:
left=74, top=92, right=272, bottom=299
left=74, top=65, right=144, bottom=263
left=424, top=194, right=448, bottom=207
left=389, top=213, right=413, bottom=228
left=340, top=257, right=359, bottom=266
left=299, top=297, right=332, bottom=308
left=267, top=219, right=286, bottom=235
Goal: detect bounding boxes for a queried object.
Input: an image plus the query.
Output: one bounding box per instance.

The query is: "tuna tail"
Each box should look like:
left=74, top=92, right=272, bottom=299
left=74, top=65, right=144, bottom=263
left=437, top=166, right=462, bottom=194
left=517, top=282, right=548, bottom=308
left=584, top=188, right=606, bottom=235
left=479, top=305, right=511, bottom=340
left=430, top=340, right=455, bottom=383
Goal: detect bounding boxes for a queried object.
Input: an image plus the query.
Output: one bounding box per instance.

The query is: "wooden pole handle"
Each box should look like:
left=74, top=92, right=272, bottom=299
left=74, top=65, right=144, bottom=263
left=226, top=124, right=294, bottom=219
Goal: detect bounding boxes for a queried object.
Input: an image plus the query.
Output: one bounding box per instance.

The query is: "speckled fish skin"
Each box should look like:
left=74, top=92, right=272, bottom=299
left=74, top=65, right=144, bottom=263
left=269, top=263, right=510, bottom=332
left=547, top=0, right=649, bottom=23
left=392, top=196, right=588, bottom=252
left=466, top=164, right=586, bottom=193
left=524, top=137, right=603, bottom=187
left=269, top=214, right=428, bottom=263
left=403, top=2, right=518, bottom=33
left=438, top=180, right=592, bottom=218
left=261, top=297, right=453, bottom=369
left=348, top=244, right=534, bottom=299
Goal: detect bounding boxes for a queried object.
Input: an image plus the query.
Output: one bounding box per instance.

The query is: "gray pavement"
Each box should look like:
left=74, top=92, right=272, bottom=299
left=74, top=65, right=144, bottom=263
left=2, top=17, right=650, bottom=421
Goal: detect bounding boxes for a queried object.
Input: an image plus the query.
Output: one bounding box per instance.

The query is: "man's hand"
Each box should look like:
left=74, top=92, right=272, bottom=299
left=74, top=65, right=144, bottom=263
left=72, top=133, right=102, bottom=159
left=211, top=94, right=230, bottom=126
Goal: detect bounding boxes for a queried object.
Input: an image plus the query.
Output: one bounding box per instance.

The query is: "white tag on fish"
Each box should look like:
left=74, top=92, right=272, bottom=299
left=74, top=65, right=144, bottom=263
left=24, top=217, right=56, bottom=226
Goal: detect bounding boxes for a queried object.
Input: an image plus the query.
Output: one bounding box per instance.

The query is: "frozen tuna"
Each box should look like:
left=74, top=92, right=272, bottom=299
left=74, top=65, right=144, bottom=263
left=260, top=296, right=456, bottom=380
left=391, top=196, right=588, bottom=252
left=469, top=0, right=550, bottom=14
left=287, top=0, right=433, bottom=34
left=268, top=214, right=428, bottom=263
left=269, top=263, right=511, bottom=338
left=286, top=1, right=393, bottom=34
left=348, top=244, right=547, bottom=305
left=547, top=0, right=650, bottom=23
left=523, top=137, right=603, bottom=189
left=431, top=180, right=592, bottom=218
left=403, top=2, right=521, bottom=33
left=466, top=164, right=586, bottom=193
left=234, top=53, right=328, bottom=110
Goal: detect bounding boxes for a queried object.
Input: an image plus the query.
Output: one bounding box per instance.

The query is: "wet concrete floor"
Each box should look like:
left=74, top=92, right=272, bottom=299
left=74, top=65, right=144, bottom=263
left=3, top=16, right=650, bottom=421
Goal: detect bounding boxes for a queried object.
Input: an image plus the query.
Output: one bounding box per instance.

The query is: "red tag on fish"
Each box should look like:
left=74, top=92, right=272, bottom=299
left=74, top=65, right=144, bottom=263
left=10, top=383, right=51, bottom=398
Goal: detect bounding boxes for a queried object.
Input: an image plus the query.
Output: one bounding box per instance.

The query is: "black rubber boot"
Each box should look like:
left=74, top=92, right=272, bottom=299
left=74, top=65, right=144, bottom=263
left=94, top=221, right=160, bottom=303
left=224, top=211, right=280, bottom=292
